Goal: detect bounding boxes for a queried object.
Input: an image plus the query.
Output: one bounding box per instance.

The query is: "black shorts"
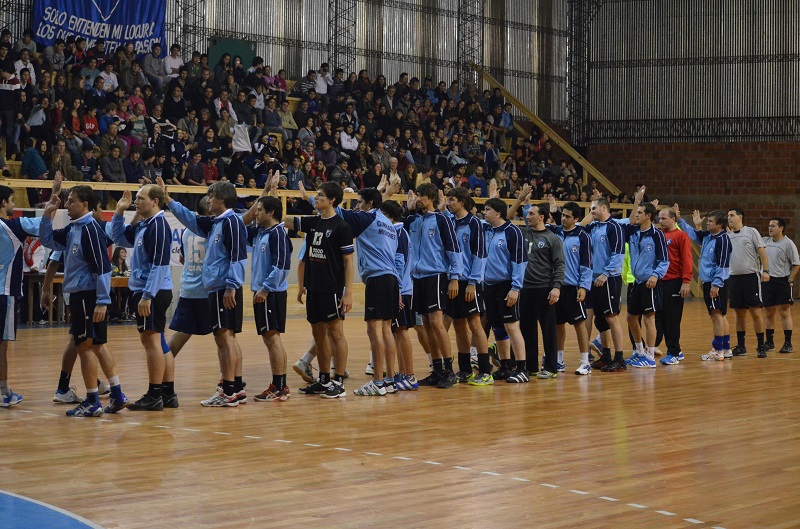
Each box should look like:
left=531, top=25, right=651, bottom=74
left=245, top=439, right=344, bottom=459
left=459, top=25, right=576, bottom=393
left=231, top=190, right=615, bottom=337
left=69, top=290, right=108, bottom=345
left=254, top=290, right=287, bottom=334
left=306, top=290, right=344, bottom=324
left=169, top=297, right=213, bottom=335
left=591, top=275, right=622, bottom=317
left=209, top=287, right=244, bottom=333
left=728, top=273, right=763, bottom=309
left=133, top=290, right=173, bottom=333
left=393, top=294, right=415, bottom=331
left=627, top=281, right=663, bottom=316
left=762, top=276, right=793, bottom=307
left=445, top=281, right=485, bottom=320
left=0, top=295, right=18, bottom=341
left=703, top=281, right=729, bottom=315
left=555, top=285, right=588, bottom=325
left=483, top=281, right=520, bottom=327
left=412, top=274, right=448, bottom=315
left=364, top=274, right=399, bottom=321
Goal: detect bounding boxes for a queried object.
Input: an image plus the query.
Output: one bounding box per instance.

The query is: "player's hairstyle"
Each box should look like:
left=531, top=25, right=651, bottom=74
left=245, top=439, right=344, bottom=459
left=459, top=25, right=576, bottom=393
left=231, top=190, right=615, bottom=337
left=729, top=207, right=744, bottom=218
left=70, top=185, right=99, bottom=212
left=0, top=185, right=13, bottom=207
left=446, top=186, right=473, bottom=209
left=415, top=182, right=439, bottom=204
left=562, top=201, right=582, bottom=219
left=528, top=203, right=547, bottom=218
left=640, top=202, right=657, bottom=221
left=770, top=216, right=786, bottom=231
left=207, top=181, right=238, bottom=209
left=258, top=196, right=283, bottom=222
left=485, top=198, right=508, bottom=219
left=380, top=200, right=403, bottom=222
left=319, top=181, right=344, bottom=207
left=196, top=195, right=209, bottom=215
left=661, top=207, right=677, bottom=220
left=592, top=197, right=610, bottom=210
left=358, top=188, right=382, bottom=209
left=708, top=210, right=727, bottom=229
left=140, top=184, right=166, bottom=209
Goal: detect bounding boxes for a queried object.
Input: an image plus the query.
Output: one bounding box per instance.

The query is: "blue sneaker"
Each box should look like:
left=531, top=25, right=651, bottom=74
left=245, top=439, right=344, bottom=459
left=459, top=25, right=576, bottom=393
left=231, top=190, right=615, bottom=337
left=676, top=352, right=685, bottom=361
left=0, top=390, right=23, bottom=408
left=556, top=362, right=566, bottom=373
left=104, top=393, right=129, bottom=414
left=630, top=356, right=657, bottom=368
left=66, top=401, right=104, bottom=417
left=660, top=354, right=681, bottom=365
left=590, top=337, right=602, bottom=355
left=399, top=375, right=419, bottom=391
left=625, top=352, right=640, bottom=365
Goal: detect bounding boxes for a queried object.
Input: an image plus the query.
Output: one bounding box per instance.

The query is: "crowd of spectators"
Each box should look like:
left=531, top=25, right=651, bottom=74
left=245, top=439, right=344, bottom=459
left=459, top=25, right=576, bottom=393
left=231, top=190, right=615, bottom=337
left=0, top=29, right=602, bottom=215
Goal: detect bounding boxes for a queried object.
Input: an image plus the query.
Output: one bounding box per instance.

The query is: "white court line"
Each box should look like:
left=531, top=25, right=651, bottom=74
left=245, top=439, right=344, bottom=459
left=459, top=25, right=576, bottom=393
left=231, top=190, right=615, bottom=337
left=655, top=510, right=676, bottom=516
left=334, top=447, right=352, bottom=451
left=274, top=439, right=291, bottom=443
left=305, top=443, right=321, bottom=447
left=628, top=503, right=648, bottom=509
left=684, top=519, right=704, bottom=524
left=424, top=461, right=442, bottom=465
left=598, top=496, right=618, bottom=502
left=182, top=428, right=201, bottom=432
left=126, top=422, right=141, bottom=426
left=393, top=456, right=412, bottom=461
left=17, top=410, right=32, bottom=413
left=452, top=466, right=471, bottom=471
left=569, top=490, right=590, bottom=495
left=482, top=471, right=501, bottom=476
left=98, top=419, right=112, bottom=423
left=42, top=413, right=59, bottom=417
left=511, top=477, right=530, bottom=482
left=243, top=435, right=261, bottom=439
left=213, top=431, right=231, bottom=436
left=154, top=425, right=171, bottom=429
left=364, top=452, right=383, bottom=456
left=540, top=483, right=559, bottom=488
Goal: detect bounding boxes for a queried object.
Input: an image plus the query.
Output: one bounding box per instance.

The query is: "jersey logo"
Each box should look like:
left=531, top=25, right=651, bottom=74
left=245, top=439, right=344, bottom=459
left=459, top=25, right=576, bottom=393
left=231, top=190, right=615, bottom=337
left=260, top=243, right=267, bottom=253
left=325, top=229, right=333, bottom=238
left=497, top=240, right=505, bottom=247
left=572, top=245, right=579, bottom=253
left=71, top=243, right=79, bottom=254
left=666, top=239, right=673, bottom=245
left=600, top=235, right=607, bottom=243
left=537, top=241, right=545, bottom=249
left=646, top=244, right=653, bottom=252
left=137, top=238, right=143, bottom=247
left=214, top=234, right=222, bottom=244
left=429, top=229, right=436, bottom=237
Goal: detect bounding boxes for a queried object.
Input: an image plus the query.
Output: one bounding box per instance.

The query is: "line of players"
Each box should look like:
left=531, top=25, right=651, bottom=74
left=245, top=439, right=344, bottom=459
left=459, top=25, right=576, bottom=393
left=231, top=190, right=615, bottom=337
left=0, top=176, right=797, bottom=412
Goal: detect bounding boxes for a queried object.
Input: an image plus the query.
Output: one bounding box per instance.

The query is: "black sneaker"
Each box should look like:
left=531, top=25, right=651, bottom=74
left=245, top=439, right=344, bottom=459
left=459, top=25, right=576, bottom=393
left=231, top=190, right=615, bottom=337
left=780, top=342, right=793, bottom=354
left=455, top=370, right=472, bottom=383
left=488, top=343, right=500, bottom=367
left=320, top=381, right=346, bottom=399
left=601, top=361, right=626, bottom=372
left=163, top=394, right=179, bottom=408
left=590, top=358, right=608, bottom=370
left=765, top=341, right=775, bottom=352
left=418, top=371, right=442, bottom=387
left=757, top=346, right=767, bottom=359
left=731, top=344, right=747, bottom=356
left=492, top=368, right=510, bottom=381
left=436, top=370, right=457, bottom=388
left=298, top=380, right=330, bottom=395
left=128, top=393, right=164, bottom=411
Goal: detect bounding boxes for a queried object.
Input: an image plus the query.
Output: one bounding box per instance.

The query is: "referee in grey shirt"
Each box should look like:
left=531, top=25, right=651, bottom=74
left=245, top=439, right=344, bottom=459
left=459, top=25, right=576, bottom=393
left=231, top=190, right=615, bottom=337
left=762, top=217, right=800, bottom=354
left=727, top=208, right=769, bottom=358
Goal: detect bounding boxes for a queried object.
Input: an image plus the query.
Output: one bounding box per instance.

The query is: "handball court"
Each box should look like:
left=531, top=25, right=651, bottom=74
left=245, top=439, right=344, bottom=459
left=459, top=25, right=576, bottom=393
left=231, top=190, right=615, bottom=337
left=1, top=301, right=799, bottom=529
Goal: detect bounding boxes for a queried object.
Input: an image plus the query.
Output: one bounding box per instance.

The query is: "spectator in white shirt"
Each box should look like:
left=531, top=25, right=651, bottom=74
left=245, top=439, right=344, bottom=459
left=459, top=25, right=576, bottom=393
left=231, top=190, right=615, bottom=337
left=315, top=62, right=334, bottom=111
left=99, top=62, right=118, bottom=92
left=163, top=43, right=185, bottom=79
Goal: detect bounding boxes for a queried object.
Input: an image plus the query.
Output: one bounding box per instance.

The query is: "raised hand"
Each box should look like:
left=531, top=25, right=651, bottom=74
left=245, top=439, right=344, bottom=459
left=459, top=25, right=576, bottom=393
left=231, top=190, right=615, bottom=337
left=548, top=194, right=557, bottom=213
left=672, top=203, right=681, bottom=220
left=488, top=178, right=498, bottom=199
left=43, top=193, right=61, bottom=218
left=692, top=209, right=703, bottom=229
left=51, top=171, right=63, bottom=197
left=298, top=180, right=309, bottom=201
left=116, top=189, right=133, bottom=212
left=634, top=185, right=646, bottom=204
left=406, top=190, right=417, bottom=211
left=377, top=174, right=388, bottom=193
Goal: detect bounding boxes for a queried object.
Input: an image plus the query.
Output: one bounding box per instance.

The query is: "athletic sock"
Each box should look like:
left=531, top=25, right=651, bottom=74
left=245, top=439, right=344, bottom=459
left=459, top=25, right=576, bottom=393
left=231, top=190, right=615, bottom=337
left=557, top=350, right=564, bottom=364
left=443, top=356, right=454, bottom=372
left=222, top=380, right=235, bottom=397
left=756, top=332, right=765, bottom=348
left=457, top=353, right=471, bottom=373
left=86, top=390, right=100, bottom=405
left=736, top=330, right=746, bottom=347
left=272, top=374, right=282, bottom=388
left=713, top=336, right=723, bottom=352
left=646, top=347, right=655, bottom=361
left=785, top=330, right=793, bottom=344
left=333, top=373, right=344, bottom=384
left=766, top=328, right=775, bottom=343
left=234, top=376, right=243, bottom=392
left=162, top=381, right=175, bottom=396
left=613, top=351, right=625, bottom=364
left=722, top=335, right=731, bottom=350
left=580, top=352, right=589, bottom=364
left=278, top=374, right=287, bottom=389
left=319, top=372, right=331, bottom=384
left=477, top=353, right=491, bottom=374
left=432, top=358, right=444, bottom=374
left=601, top=348, right=612, bottom=363
left=300, top=352, right=314, bottom=364
left=148, top=383, right=162, bottom=399
left=0, top=380, right=8, bottom=395
left=516, top=360, right=526, bottom=372
left=57, top=371, right=71, bottom=393
left=109, top=376, right=122, bottom=398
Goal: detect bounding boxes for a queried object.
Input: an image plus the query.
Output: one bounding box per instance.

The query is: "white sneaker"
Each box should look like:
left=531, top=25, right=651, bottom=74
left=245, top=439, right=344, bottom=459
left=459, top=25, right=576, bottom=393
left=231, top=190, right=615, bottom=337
left=200, top=388, right=238, bottom=407
left=700, top=350, right=724, bottom=362
left=723, top=349, right=733, bottom=359
left=293, top=360, right=315, bottom=383
left=353, top=380, right=386, bottom=396
left=365, top=362, right=374, bottom=376
left=574, top=363, right=592, bottom=375
left=53, top=387, right=82, bottom=404
left=98, top=380, right=110, bottom=397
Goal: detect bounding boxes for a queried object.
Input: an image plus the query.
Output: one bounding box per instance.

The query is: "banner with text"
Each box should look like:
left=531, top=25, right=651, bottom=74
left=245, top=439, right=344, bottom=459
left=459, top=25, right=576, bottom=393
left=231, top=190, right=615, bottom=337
left=32, top=0, right=166, bottom=56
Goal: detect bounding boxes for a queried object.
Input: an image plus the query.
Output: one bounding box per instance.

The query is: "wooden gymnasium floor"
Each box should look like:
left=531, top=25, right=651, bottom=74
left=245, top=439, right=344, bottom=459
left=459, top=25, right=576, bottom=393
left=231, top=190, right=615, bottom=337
left=2, top=300, right=800, bottom=529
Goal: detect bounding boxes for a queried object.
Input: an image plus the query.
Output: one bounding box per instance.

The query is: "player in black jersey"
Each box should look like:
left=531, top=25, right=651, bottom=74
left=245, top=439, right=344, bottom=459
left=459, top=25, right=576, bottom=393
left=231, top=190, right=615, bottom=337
left=286, top=182, right=355, bottom=399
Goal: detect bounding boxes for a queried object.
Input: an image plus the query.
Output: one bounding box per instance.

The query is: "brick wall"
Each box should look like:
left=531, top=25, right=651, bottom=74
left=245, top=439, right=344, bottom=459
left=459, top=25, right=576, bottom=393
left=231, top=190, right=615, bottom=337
left=587, top=142, right=800, bottom=239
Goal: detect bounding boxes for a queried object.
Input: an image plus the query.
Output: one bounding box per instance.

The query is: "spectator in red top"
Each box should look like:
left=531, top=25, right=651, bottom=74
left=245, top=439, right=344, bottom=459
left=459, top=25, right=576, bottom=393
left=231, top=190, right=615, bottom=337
left=82, top=106, right=100, bottom=143
left=203, top=153, right=220, bottom=184
left=656, top=206, right=693, bottom=365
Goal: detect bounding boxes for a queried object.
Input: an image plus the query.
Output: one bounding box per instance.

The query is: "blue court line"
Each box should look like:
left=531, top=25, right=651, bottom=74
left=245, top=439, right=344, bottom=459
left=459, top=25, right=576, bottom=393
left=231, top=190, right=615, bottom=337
left=0, top=490, right=105, bottom=529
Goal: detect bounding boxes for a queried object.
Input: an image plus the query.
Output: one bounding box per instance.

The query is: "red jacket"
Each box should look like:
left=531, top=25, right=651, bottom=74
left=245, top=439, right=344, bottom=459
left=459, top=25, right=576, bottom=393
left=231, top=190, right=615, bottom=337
left=663, top=228, right=693, bottom=282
